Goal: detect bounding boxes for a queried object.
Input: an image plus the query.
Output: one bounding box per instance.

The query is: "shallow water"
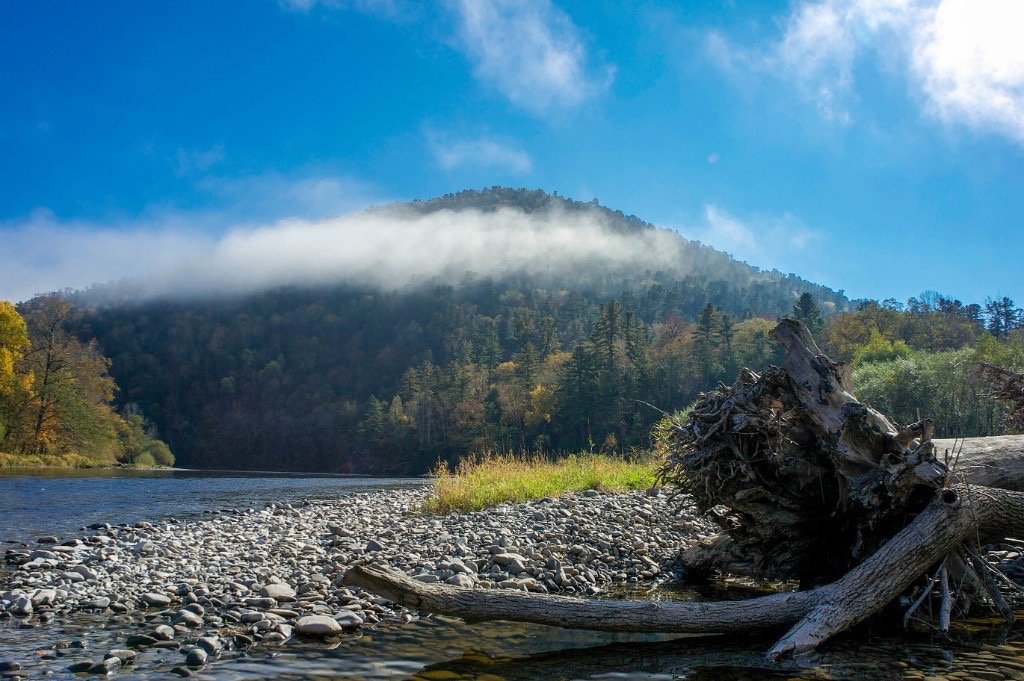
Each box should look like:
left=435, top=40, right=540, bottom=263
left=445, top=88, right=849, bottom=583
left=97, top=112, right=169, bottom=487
left=1, top=470, right=1023, bottom=680
left=2, top=594, right=1023, bottom=680
left=0, top=468, right=425, bottom=543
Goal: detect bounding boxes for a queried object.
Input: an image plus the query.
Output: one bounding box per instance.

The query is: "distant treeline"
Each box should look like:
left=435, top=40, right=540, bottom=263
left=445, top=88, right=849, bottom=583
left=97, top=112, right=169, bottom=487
left=3, top=189, right=1020, bottom=473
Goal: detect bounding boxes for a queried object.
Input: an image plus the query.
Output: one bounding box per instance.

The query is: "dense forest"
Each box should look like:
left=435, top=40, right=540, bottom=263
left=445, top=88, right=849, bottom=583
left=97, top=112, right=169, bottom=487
left=3, top=189, right=1021, bottom=473
left=68, top=189, right=849, bottom=472
left=0, top=295, right=172, bottom=467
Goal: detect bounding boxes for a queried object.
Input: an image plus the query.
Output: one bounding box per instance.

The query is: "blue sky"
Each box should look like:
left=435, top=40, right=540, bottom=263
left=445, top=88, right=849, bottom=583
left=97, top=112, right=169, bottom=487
left=1, top=0, right=1022, bottom=304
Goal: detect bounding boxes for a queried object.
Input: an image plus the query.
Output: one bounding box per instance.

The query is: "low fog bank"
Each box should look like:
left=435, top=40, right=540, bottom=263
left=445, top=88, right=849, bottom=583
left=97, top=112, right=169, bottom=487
left=6, top=205, right=709, bottom=305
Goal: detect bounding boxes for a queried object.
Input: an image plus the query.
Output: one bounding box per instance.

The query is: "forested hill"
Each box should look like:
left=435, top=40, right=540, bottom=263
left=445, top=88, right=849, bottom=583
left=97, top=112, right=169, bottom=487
left=72, top=188, right=850, bottom=473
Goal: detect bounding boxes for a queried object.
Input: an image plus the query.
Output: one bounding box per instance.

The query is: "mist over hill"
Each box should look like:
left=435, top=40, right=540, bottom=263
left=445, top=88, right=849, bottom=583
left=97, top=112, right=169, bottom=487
left=72, top=188, right=849, bottom=472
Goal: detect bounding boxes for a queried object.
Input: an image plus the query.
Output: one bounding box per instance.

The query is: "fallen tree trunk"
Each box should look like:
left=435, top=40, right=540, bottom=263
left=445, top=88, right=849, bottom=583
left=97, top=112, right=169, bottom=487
left=344, top=320, right=1024, bottom=658
left=935, top=435, right=1024, bottom=491
left=343, top=483, right=1024, bottom=656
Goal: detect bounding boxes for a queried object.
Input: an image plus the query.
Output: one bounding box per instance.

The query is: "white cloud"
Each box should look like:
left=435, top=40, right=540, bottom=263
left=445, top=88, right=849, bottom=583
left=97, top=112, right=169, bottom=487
left=0, top=209, right=215, bottom=303
left=0, top=173, right=386, bottom=302
left=445, top=0, right=613, bottom=114
left=710, top=0, right=1024, bottom=143
left=425, top=130, right=532, bottom=173
left=0, top=203, right=688, bottom=303
left=683, top=205, right=822, bottom=273
left=912, top=0, right=1024, bottom=141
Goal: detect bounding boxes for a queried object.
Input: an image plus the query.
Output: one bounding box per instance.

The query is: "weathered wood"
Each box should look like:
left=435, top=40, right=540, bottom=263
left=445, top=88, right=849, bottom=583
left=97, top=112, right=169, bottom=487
left=343, top=563, right=814, bottom=634
left=767, top=483, right=1024, bottom=657
left=343, top=484, right=1024, bottom=657
left=936, top=435, right=1024, bottom=491
left=662, top=319, right=954, bottom=584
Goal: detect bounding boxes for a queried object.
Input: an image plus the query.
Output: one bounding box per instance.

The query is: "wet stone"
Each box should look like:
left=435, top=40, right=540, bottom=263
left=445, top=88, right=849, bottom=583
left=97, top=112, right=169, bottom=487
left=125, top=634, right=157, bottom=648
left=88, top=656, right=121, bottom=674
left=152, top=624, right=175, bottom=641
left=184, top=647, right=207, bottom=666
left=141, top=592, right=171, bottom=607
left=105, top=649, right=136, bottom=664
left=295, top=615, right=343, bottom=637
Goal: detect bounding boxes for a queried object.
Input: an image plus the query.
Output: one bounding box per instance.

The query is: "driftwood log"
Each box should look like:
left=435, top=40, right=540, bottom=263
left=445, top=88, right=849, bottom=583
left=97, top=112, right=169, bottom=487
left=344, top=320, right=1024, bottom=659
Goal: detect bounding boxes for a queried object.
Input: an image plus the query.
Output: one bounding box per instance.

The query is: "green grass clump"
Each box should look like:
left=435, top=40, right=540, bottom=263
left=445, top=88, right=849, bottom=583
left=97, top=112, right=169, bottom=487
left=422, top=452, right=658, bottom=514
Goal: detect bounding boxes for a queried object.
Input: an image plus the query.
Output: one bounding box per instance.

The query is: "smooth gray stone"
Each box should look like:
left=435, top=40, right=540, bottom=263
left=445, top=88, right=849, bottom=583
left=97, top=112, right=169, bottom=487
left=295, top=615, right=343, bottom=636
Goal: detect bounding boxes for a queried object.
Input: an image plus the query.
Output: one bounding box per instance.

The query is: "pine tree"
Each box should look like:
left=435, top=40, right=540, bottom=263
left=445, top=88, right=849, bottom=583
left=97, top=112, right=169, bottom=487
left=793, top=293, right=823, bottom=335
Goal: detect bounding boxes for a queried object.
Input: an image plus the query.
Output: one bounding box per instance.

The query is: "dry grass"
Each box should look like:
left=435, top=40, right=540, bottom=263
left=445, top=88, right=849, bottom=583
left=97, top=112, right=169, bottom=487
left=0, top=451, right=101, bottom=469
left=422, top=452, right=658, bottom=514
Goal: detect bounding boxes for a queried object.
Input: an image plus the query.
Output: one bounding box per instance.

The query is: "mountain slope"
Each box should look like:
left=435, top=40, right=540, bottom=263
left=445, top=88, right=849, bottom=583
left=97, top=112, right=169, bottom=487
left=75, top=188, right=847, bottom=472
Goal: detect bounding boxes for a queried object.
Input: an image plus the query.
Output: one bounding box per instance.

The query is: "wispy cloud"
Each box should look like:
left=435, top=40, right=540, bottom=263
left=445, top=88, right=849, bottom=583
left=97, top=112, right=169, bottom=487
left=425, top=129, right=532, bottom=173
left=0, top=172, right=386, bottom=302
left=682, top=204, right=822, bottom=274
left=196, top=172, right=382, bottom=221
left=277, top=0, right=403, bottom=18
left=0, top=202, right=688, bottom=303
left=445, top=0, right=614, bottom=115
left=174, top=144, right=225, bottom=175
left=708, top=0, right=1024, bottom=143
left=912, top=0, right=1024, bottom=142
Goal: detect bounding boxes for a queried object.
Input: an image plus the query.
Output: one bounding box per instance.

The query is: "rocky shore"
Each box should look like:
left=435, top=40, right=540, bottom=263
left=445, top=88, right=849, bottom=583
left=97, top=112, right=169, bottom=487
left=0, top=487, right=715, bottom=677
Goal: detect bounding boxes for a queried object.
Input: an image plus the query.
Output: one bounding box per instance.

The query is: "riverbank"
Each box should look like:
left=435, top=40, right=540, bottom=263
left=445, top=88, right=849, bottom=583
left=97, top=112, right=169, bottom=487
left=0, top=452, right=176, bottom=470
left=0, top=486, right=715, bottom=677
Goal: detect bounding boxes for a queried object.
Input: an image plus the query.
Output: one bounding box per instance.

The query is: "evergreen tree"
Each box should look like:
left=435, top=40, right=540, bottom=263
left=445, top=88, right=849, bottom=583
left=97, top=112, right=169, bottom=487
left=693, top=303, right=721, bottom=376
left=793, top=293, right=824, bottom=335
left=985, top=297, right=1023, bottom=337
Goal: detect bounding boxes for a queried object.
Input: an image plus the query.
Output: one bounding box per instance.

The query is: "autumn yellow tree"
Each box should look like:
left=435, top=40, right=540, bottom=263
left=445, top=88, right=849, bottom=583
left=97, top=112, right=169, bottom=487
left=0, top=301, right=34, bottom=447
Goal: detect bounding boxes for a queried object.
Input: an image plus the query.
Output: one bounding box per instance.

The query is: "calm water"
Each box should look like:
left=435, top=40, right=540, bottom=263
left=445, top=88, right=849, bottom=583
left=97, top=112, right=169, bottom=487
left=0, top=468, right=425, bottom=544
left=1, top=469, right=1022, bottom=680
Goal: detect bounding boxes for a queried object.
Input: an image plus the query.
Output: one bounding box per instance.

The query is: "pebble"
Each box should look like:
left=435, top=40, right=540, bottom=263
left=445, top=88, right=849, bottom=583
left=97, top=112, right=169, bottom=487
left=88, top=656, right=122, bottom=674
left=125, top=634, right=157, bottom=647
left=153, top=624, right=175, bottom=641
left=142, top=592, right=172, bottom=607
left=260, top=583, right=296, bottom=601
left=106, top=649, right=137, bottom=664
left=1, top=487, right=719, bottom=676
left=295, top=615, right=344, bottom=636
left=184, top=647, right=208, bottom=666
left=196, top=637, right=221, bottom=656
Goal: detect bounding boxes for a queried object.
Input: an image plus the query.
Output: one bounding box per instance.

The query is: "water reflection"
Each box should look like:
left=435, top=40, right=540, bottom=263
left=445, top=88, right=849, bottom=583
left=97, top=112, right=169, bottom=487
left=2, top=600, right=1023, bottom=680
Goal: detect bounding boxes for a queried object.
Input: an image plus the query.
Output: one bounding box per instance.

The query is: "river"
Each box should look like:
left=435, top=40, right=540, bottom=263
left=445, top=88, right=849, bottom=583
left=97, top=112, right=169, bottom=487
left=1, top=469, right=1023, bottom=680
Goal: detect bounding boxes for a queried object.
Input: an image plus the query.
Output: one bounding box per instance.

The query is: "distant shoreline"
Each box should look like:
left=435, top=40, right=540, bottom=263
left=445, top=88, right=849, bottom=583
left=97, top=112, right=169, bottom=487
left=0, top=464, right=427, bottom=479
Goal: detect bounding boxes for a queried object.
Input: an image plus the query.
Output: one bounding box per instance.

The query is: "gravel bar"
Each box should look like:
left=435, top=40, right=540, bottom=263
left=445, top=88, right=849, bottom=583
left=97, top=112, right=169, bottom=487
left=1, top=487, right=716, bottom=676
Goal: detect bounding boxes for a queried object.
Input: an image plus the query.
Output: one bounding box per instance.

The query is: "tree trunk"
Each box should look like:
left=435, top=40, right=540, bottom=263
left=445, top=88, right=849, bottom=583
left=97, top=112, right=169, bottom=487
left=935, top=435, right=1024, bottom=491
left=344, top=320, right=1024, bottom=659
left=344, top=484, right=1024, bottom=656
